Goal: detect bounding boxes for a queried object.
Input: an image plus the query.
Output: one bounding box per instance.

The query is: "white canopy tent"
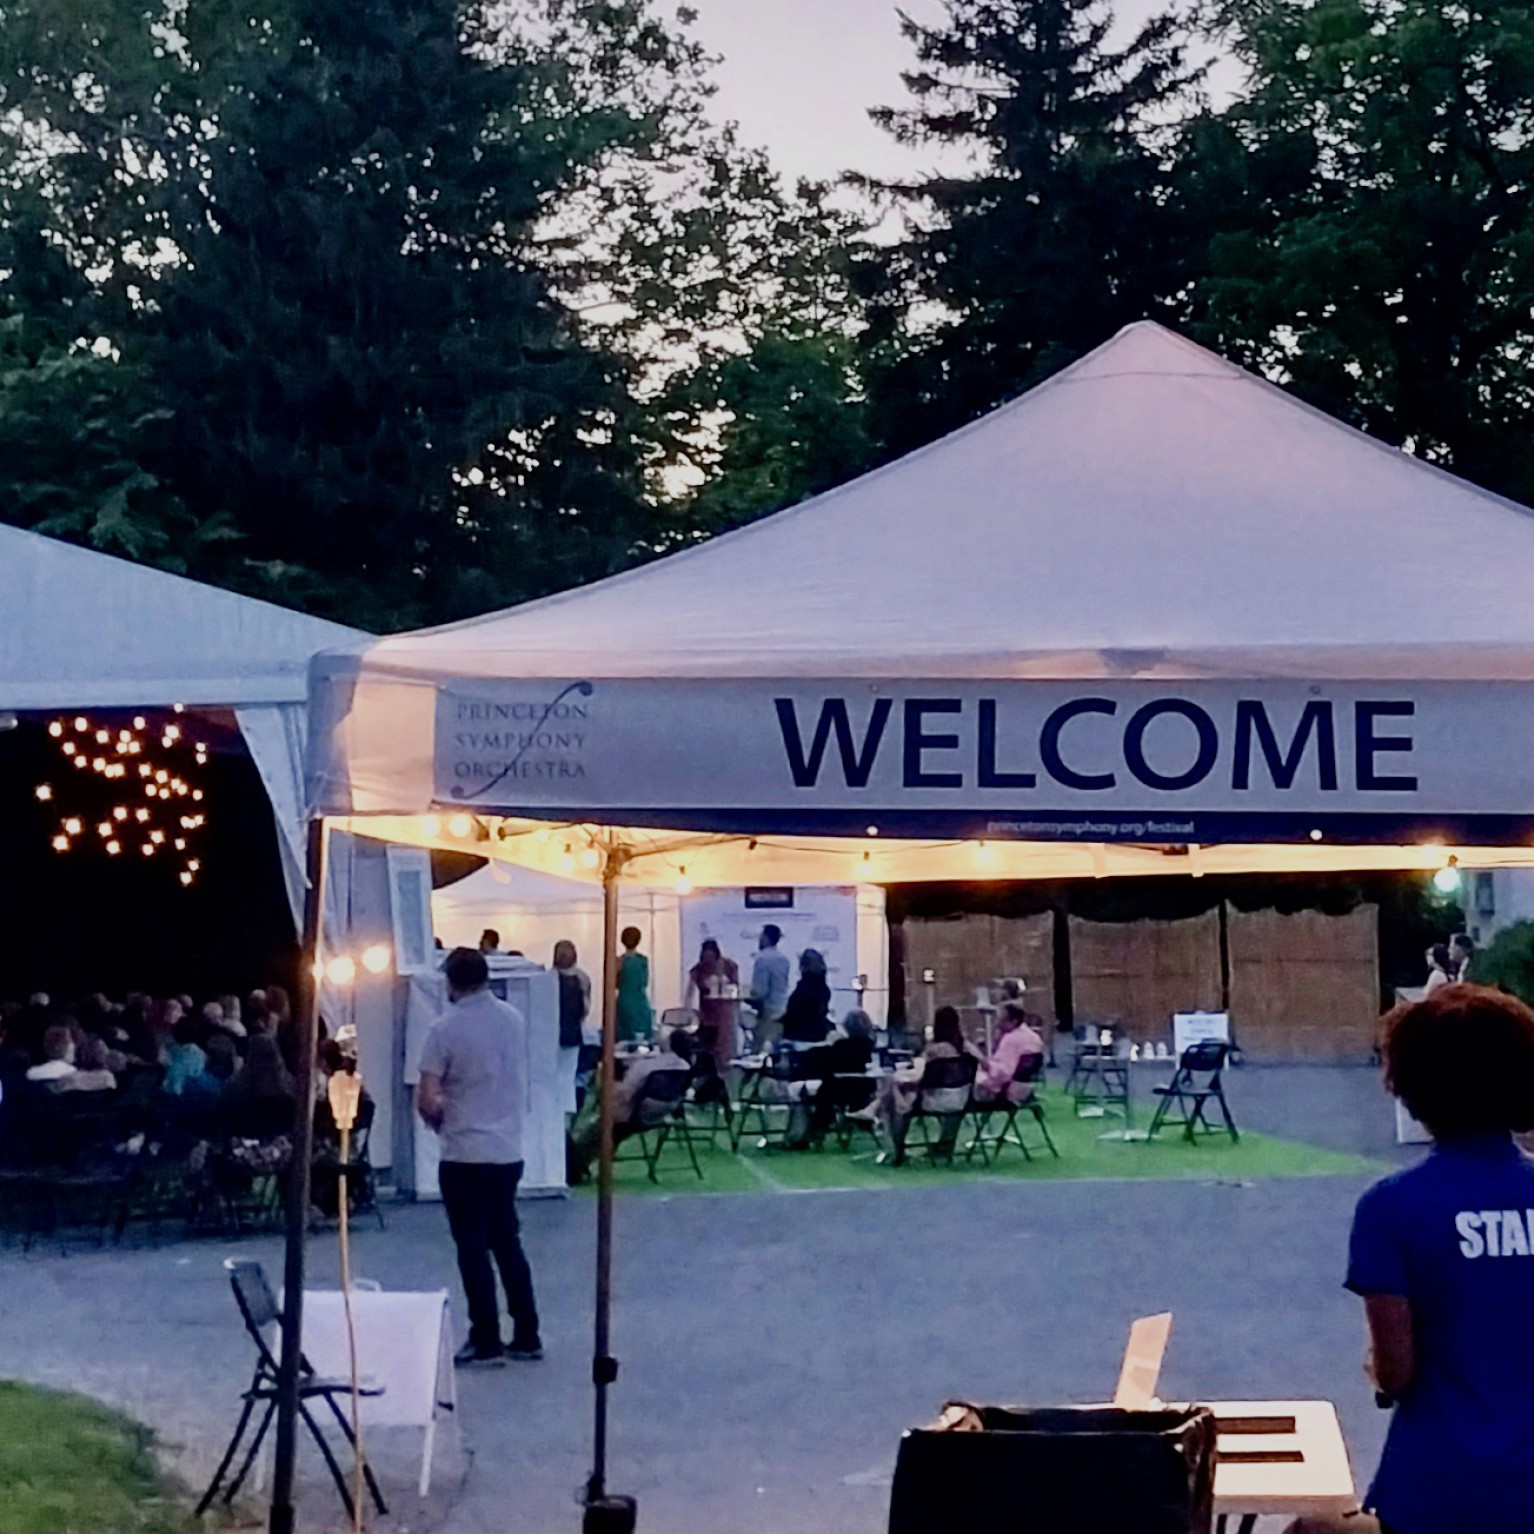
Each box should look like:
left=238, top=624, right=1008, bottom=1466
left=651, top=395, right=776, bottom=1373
left=302, top=320, right=1534, bottom=1516
left=310, top=321, right=1534, bottom=874
left=0, top=521, right=364, bottom=922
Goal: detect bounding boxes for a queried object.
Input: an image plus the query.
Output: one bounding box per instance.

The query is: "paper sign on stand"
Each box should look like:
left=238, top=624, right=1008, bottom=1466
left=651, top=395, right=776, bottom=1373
left=299, top=1288, right=456, bottom=1496
left=1172, top=1011, right=1230, bottom=1059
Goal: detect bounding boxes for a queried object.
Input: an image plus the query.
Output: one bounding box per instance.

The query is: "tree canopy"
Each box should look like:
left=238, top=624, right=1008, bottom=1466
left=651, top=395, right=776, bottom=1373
left=5, top=0, right=1534, bottom=628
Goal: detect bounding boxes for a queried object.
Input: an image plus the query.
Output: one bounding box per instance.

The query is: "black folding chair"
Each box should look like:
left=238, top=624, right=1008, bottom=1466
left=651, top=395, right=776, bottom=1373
left=336, top=1094, right=386, bottom=1230
left=730, top=1049, right=814, bottom=1152
left=965, top=1054, right=1059, bottom=1165
left=907, top=1054, right=980, bottom=1166
left=613, top=1068, right=703, bottom=1182
left=1147, top=1040, right=1239, bottom=1144
left=197, top=1259, right=387, bottom=1521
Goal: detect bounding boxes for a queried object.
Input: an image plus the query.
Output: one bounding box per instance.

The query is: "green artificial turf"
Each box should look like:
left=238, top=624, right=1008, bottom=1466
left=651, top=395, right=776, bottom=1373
left=0, top=1381, right=191, bottom=1534
left=587, top=1086, right=1382, bottom=1196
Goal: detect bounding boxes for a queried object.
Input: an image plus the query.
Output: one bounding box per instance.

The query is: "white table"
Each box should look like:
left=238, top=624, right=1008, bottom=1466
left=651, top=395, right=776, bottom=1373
left=1203, top=1400, right=1357, bottom=1532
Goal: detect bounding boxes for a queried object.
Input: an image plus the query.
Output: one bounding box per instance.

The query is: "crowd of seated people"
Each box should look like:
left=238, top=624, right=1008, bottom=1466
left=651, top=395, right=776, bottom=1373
left=0, top=984, right=312, bottom=1228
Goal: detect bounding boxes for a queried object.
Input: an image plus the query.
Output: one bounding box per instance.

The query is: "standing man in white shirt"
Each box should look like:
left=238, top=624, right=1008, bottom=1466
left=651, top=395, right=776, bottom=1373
left=748, top=925, right=792, bottom=1049
left=417, top=948, right=543, bottom=1367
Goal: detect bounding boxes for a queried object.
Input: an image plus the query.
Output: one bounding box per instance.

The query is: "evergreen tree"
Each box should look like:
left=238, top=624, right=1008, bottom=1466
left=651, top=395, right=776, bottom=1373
left=0, top=0, right=725, bottom=630
left=1195, top=0, right=1534, bottom=505
left=856, top=0, right=1204, bottom=457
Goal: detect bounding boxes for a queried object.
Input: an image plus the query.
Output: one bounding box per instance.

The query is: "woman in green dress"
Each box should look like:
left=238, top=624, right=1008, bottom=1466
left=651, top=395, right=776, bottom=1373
left=615, top=925, right=653, bottom=1042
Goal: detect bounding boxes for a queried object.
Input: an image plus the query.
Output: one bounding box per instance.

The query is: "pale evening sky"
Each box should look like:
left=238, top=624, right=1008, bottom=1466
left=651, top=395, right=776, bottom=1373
left=685, top=0, right=1214, bottom=187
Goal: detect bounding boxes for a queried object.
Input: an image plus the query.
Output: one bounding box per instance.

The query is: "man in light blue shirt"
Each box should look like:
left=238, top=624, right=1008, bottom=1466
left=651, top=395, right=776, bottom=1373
left=748, top=925, right=791, bottom=1048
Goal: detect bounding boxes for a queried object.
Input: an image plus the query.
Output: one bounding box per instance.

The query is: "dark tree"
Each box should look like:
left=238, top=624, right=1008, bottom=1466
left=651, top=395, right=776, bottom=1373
left=856, top=0, right=1204, bottom=458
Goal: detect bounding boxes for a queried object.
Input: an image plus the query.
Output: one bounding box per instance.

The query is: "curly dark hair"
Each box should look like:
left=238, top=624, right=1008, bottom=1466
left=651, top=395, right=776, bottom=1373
left=1383, top=983, right=1534, bottom=1138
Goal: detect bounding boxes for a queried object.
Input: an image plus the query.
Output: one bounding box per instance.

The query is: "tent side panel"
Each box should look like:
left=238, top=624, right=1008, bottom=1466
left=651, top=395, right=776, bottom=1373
left=1227, top=904, right=1380, bottom=1062
left=902, top=912, right=1057, bottom=1042
left=1069, top=912, right=1222, bottom=1038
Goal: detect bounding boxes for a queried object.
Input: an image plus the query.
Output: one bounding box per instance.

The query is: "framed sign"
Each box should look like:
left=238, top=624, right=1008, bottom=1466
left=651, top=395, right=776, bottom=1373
left=386, top=843, right=435, bottom=976
left=1172, top=1010, right=1230, bottom=1057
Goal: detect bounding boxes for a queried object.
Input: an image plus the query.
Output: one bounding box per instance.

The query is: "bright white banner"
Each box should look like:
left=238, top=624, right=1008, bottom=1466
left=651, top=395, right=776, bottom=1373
left=430, top=679, right=1534, bottom=842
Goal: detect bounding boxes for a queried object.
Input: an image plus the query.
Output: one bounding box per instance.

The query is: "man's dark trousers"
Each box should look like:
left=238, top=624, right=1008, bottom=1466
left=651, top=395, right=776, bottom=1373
left=438, top=1160, right=541, bottom=1351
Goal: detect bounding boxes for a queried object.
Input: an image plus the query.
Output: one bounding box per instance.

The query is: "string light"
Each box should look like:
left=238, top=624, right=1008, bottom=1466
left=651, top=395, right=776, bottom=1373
left=560, top=843, right=577, bottom=873
left=420, top=814, right=441, bottom=838
left=579, top=846, right=601, bottom=870
left=325, top=955, right=357, bottom=986
left=448, top=813, right=474, bottom=838
left=41, top=709, right=211, bottom=883
left=675, top=867, right=694, bottom=896
left=360, top=943, right=392, bottom=974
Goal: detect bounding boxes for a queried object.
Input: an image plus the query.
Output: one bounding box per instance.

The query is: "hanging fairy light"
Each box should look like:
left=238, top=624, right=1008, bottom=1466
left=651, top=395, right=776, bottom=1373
left=39, top=708, right=213, bottom=884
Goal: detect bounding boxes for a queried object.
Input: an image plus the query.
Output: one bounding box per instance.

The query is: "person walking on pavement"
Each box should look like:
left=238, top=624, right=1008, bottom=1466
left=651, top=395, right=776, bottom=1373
left=417, top=947, right=543, bottom=1368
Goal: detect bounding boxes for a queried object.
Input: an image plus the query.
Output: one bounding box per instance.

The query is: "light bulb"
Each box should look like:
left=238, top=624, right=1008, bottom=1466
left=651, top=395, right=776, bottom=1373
left=92, top=757, right=106, bottom=771
left=361, top=943, right=392, bottom=974
left=48, top=721, right=63, bottom=738
left=325, top=954, right=357, bottom=986
left=73, top=716, right=87, bottom=731
left=675, top=868, right=694, bottom=896
left=141, top=843, right=155, bottom=856
left=155, top=770, right=167, bottom=783
left=97, top=822, right=112, bottom=838
left=63, top=818, right=82, bottom=835
left=95, top=729, right=109, bottom=744
left=1309, top=828, right=1323, bottom=842
left=165, top=725, right=180, bottom=741
left=187, top=859, right=200, bottom=872
left=179, top=871, right=193, bottom=886
left=976, top=840, right=998, bottom=866
left=150, top=830, right=165, bottom=844
left=191, top=790, right=203, bottom=801
left=579, top=846, right=601, bottom=869
left=172, top=703, right=184, bottom=713
left=51, top=834, right=69, bottom=852
left=310, top=958, right=325, bottom=981
left=448, top=813, right=474, bottom=838
left=534, top=827, right=551, bottom=844
left=106, top=840, right=121, bottom=856
left=1433, top=864, right=1462, bottom=894
left=136, top=808, right=150, bottom=822
left=174, top=838, right=185, bottom=850
left=421, top=814, right=441, bottom=837
left=559, top=843, right=577, bottom=873
left=133, top=716, right=145, bottom=730
left=34, top=784, right=52, bottom=802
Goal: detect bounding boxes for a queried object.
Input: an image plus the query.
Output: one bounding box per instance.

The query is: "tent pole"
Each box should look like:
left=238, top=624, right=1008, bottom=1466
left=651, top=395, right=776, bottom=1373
left=270, top=816, right=328, bottom=1534
left=585, top=842, right=634, bottom=1531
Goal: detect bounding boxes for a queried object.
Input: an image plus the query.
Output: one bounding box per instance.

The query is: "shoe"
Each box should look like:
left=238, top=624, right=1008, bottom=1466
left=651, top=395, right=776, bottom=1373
left=845, top=1107, right=878, bottom=1123
left=505, top=1340, right=544, bottom=1362
left=454, top=1341, right=506, bottom=1369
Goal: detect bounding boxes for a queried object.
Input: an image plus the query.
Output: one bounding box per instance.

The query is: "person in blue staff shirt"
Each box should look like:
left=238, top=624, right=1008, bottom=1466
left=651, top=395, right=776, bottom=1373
left=1286, top=983, right=1534, bottom=1534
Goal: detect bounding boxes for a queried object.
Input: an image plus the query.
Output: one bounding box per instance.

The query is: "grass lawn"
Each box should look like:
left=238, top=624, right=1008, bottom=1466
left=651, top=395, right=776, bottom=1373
left=588, top=1086, right=1382, bottom=1196
left=0, top=1381, right=192, bottom=1534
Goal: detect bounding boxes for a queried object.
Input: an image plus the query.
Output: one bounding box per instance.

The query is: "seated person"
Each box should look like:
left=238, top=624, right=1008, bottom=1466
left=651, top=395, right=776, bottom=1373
left=797, top=1010, right=880, bottom=1146
left=780, top=949, right=833, bottom=1045
left=860, top=1006, right=978, bottom=1162
left=567, top=1030, right=694, bottom=1183
left=973, top=1001, right=1045, bottom=1101
left=25, top=1024, right=78, bottom=1084
left=1285, top=984, right=1534, bottom=1534
left=55, top=1034, right=117, bottom=1094
left=221, top=1034, right=297, bottom=1141
left=199, top=1031, right=240, bottom=1094
left=162, top=1016, right=208, bottom=1096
